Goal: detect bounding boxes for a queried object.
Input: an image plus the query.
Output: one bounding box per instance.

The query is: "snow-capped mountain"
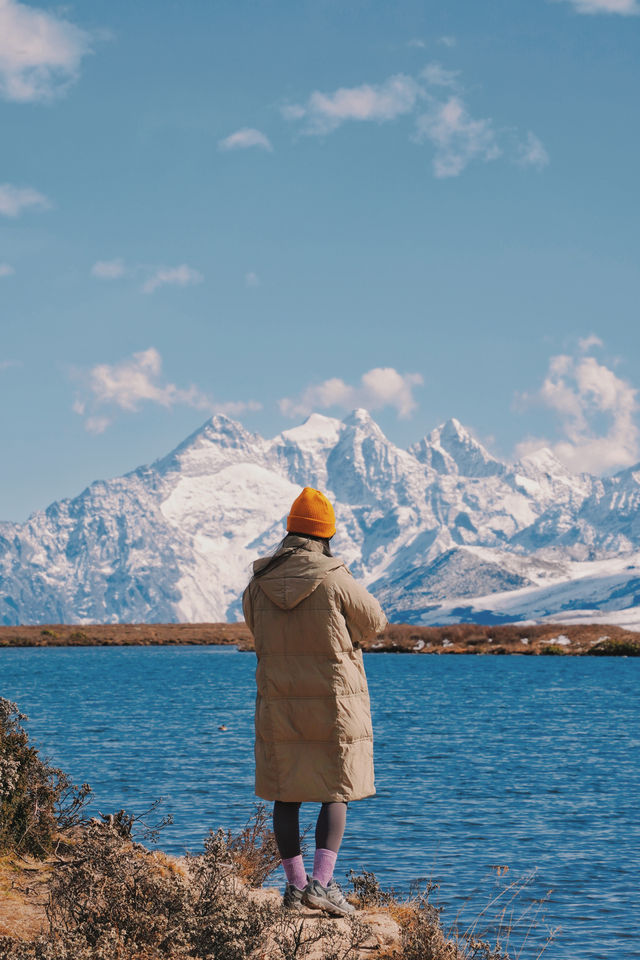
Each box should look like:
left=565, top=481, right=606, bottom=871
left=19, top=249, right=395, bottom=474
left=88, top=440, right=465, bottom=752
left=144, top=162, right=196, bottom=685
left=2, top=409, right=640, bottom=627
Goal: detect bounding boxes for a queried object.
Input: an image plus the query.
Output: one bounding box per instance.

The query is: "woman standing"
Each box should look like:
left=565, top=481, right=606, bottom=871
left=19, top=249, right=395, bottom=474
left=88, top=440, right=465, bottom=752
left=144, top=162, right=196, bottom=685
left=242, top=487, right=387, bottom=916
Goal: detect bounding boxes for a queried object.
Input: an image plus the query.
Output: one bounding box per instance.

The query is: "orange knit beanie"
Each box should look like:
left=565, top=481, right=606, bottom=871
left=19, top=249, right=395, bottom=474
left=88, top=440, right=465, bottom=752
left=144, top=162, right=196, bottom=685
left=287, top=487, right=336, bottom=538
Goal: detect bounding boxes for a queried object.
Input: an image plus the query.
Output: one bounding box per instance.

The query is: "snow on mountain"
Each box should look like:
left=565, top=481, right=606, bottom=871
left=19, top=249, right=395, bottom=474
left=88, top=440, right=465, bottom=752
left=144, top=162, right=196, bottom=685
left=414, top=551, right=640, bottom=628
left=2, top=409, right=640, bottom=627
left=410, top=417, right=504, bottom=478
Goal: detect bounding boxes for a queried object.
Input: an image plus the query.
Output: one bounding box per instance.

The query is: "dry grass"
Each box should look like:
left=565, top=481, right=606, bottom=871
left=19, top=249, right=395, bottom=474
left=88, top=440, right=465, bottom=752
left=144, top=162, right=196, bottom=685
left=0, top=622, right=252, bottom=648
left=367, top=621, right=640, bottom=656
left=0, top=811, right=388, bottom=960
left=222, top=803, right=281, bottom=887
left=348, top=866, right=558, bottom=960
left=2, top=620, right=638, bottom=654
left=0, top=807, right=559, bottom=960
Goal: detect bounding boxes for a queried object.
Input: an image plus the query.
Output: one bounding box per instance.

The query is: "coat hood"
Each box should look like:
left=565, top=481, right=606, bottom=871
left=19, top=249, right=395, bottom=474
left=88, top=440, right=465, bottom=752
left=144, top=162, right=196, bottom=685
left=252, top=535, right=344, bottom=610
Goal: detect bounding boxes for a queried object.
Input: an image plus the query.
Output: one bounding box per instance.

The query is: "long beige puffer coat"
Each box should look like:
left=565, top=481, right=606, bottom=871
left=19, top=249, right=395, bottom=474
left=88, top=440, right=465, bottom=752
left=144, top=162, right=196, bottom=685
left=242, top=534, right=388, bottom=803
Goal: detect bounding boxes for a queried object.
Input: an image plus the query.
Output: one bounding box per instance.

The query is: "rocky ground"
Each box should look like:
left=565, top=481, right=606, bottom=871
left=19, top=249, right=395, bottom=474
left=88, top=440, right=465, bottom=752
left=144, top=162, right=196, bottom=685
left=1, top=620, right=639, bottom=655
left=0, top=854, right=51, bottom=942
left=0, top=848, right=401, bottom=960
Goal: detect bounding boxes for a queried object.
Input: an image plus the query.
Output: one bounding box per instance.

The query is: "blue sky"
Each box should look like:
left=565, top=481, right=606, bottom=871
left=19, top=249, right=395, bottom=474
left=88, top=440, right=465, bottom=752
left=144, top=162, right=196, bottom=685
left=1, top=0, right=639, bottom=521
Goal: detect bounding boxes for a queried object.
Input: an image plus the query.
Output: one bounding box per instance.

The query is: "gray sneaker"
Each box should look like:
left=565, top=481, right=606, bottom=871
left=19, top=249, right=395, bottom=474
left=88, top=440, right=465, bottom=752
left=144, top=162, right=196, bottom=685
left=302, top=877, right=356, bottom=916
left=282, top=874, right=310, bottom=910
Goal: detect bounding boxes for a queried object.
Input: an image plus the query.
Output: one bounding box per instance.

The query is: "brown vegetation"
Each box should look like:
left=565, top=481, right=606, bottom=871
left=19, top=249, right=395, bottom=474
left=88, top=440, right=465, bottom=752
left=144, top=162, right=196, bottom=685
left=2, top=620, right=639, bottom=655
left=0, top=817, right=556, bottom=960
left=370, top=621, right=640, bottom=655
left=0, top=623, right=251, bottom=648
left=0, top=700, right=91, bottom=859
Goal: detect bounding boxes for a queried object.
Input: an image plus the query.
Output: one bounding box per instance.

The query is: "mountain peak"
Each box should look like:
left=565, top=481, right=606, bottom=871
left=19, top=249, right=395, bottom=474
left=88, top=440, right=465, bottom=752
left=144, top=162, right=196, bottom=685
left=410, top=419, right=503, bottom=478
left=154, top=413, right=258, bottom=475
left=276, top=412, right=343, bottom=447
left=188, top=412, right=254, bottom=446
left=516, top=446, right=570, bottom=477
left=340, top=409, right=389, bottom=448
left=440, top=416, right=468, bottom=439
left=343, top=407, right=375, bottom=426
left=208, top=412, right=235, bottom=427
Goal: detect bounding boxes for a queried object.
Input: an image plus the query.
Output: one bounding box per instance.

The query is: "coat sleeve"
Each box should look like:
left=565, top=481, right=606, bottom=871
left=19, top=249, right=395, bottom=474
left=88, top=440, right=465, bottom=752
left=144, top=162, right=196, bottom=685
left=333, top=568, right=388, bottom=647
left=242, top=583, right=254, bottom=634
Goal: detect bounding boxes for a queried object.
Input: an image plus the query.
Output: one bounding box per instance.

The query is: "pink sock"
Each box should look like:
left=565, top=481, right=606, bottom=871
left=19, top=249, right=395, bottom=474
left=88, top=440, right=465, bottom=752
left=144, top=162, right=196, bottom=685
left=313, top=848, right=337, bottom=888
left=282, top=854, right=307, bottom=891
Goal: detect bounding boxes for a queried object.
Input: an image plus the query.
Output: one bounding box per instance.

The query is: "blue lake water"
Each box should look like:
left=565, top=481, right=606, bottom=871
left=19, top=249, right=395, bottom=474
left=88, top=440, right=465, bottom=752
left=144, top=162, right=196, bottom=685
left=1, top=646, right=638, bottom=960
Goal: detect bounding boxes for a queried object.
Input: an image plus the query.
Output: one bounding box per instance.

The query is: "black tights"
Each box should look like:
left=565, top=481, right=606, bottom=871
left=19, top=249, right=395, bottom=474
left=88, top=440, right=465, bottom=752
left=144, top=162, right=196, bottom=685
left=273, top=801, right=348, bottom=860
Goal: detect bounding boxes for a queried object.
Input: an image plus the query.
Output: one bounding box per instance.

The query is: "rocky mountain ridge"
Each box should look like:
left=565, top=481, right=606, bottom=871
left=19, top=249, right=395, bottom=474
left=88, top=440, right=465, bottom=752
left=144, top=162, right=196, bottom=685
left=2, top=409, right=640, bottom=626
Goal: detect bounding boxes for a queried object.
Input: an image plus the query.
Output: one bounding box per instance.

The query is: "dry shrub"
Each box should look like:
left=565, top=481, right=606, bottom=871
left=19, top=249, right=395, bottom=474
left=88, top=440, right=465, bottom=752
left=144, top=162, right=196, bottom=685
left=224, top=802, right=280, bottom=885
left=186, top=826, right=276, bottom=960
left=587, top=637, right=640, bottom=656
left=452, top=866, right=560, bottom=960
left=45, top=817, right=191, bottom=954
left=347, top=868, right=558, bottom=960
left=0, top=822, right=560, bottom=960
left=346, top=867, right=397, bottom=909
left=0, top=809, right=279, bottom=960
left=0, top=699, right=91, bottom=859
left=399, top=889, right=460, bottom=960
left=347, top=872, right=459, bottom=960
left=0, top=928, right=167, bottom=960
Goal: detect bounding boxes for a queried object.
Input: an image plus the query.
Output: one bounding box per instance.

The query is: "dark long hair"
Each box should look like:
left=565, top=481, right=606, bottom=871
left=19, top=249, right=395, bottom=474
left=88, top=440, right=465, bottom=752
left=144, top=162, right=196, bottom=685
left=250, top=531, right=333, bottom=581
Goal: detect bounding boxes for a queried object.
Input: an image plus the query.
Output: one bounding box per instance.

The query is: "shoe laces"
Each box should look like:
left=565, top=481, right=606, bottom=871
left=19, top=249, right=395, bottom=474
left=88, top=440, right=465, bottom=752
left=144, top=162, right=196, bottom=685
left=327, top=880, right=347, bottom=900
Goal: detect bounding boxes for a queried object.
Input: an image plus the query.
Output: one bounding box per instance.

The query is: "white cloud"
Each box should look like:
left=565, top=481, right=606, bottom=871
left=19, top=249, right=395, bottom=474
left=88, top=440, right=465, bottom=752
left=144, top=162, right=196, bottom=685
left=517, top=131, right=550, bottom=169
left=141, top=264, right=203, bottom=295
left=407, top=38, right=426, bottom=48
left=578, top=333, right=604, bottom=352
left=244, top=271, right=260, bottom=287
left=515, top=348, right=639, bottom=474
left=414, top=96, right=501, bottom=178
left=85, top=415, right=111, bottom=435
left=0, top=262, right=15, bottom=276
left=555, top=0, right=639, bottom=13
left=0, top=183, right=50, bottom=217
left=283, top=66, right=547, bottom=177
left=438, top=35, right=457, bottom=47
left=91, top=258, right=126, bottom=279
left=90, top=258, right=203, bottom=292
left=284, top=74, right=421, bottom=134
left=73, top=347, right=261, bottom=432
left=281, top=104, right=306, bottom=121
left=218, top=128, right=273, bottom=152
left=420, top=63, right=459, bottom=87
left=87, top=348, right=210, bottom=412
left=280, top=367, right=423, bottom=420
left=0, top=359, right=21, bottom=370
left=0, top=0, right=92, bottom=102
left=213, top=399, right=262, bottom=416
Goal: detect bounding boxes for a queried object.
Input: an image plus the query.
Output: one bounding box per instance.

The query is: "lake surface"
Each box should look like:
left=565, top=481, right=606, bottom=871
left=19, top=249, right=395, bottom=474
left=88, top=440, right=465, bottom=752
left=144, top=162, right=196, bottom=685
left=1, top=647, right=638, bottom=960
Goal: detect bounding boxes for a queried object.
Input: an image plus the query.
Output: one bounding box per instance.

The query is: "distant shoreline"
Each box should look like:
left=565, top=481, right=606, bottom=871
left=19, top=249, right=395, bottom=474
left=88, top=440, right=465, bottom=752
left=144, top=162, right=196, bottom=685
left=1, top=622, right=639, bottom=655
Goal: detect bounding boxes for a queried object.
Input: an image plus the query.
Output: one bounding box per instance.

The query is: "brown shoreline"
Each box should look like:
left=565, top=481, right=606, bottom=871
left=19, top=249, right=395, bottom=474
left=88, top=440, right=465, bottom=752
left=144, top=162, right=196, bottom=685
left=1, top=621, right=639, bottom=654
